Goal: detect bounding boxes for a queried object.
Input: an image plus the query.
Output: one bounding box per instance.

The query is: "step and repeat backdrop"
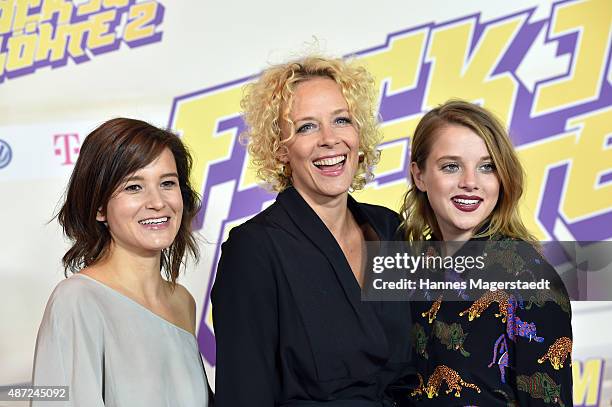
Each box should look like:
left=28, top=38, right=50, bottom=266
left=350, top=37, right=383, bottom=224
left=0, top=0, right=610, bottom=405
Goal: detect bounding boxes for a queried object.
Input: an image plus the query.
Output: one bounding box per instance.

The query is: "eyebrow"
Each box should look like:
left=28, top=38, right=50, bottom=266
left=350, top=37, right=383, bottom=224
left=294, top=108, right=350, bottom=123
left=125, top=172, right=179, bottom=181
left=436, top=155, right=492, bottom=162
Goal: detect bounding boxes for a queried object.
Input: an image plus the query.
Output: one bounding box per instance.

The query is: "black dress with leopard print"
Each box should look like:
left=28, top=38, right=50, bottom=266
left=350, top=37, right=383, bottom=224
left=399, top=235, right=573, bottom=407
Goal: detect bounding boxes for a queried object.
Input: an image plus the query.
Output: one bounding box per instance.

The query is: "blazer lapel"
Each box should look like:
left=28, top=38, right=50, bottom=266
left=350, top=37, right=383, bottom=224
left=276, top=188, right=387, bottom=333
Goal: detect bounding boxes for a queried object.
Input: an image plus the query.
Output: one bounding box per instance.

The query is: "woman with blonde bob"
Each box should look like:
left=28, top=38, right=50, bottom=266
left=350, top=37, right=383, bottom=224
left=401, top=100, right=572, bottom=406
left=212, top=56, right=414, bottom=406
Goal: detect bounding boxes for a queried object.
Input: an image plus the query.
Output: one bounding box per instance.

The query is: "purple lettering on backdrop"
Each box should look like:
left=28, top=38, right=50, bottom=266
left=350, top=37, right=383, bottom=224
left=168, top=0, right=612, bottom=364
left=0, top=0, right=164, bottom=83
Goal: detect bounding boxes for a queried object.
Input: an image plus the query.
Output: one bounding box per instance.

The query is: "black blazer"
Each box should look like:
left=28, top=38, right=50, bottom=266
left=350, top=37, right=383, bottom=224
left=212, top=187, right=414, bottom=406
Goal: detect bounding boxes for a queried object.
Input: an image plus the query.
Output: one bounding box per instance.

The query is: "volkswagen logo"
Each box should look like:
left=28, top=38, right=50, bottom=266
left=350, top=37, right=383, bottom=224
left=0, top=139, right=12, bottom=169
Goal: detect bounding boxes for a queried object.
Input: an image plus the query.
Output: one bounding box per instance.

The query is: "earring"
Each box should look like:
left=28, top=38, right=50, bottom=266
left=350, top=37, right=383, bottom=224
left=358, top=151, right=365, bottom=163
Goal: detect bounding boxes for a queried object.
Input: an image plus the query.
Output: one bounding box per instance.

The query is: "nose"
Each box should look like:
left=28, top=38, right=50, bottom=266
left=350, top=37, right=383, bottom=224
left=318, top=124, right=340, bottom=147
left=458, top=169, right=478, bottom=190
left=145, top=187, right=165, bottom=210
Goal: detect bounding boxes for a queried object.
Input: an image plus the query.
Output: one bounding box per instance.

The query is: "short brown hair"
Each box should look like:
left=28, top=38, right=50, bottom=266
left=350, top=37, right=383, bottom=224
left=57, top=118, right=201, bottom=284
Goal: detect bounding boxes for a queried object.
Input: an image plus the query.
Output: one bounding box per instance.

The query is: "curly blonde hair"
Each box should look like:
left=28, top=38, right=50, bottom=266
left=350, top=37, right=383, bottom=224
left=240, top=55, right=382, bottom=191
left=400, top=100, right=537, bottom=243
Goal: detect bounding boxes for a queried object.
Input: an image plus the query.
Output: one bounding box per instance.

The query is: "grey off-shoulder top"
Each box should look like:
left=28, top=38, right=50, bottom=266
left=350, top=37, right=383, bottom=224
left=31, top=274, right=209, bottom=407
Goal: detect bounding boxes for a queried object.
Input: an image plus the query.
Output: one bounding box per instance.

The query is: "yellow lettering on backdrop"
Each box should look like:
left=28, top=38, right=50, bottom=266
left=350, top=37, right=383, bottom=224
left=124, top=2, right=158, bottom=43
left=353, top=31, right=427, bottom=209
left=353, top=180, right=409, bottom=211
left=172, top=85, right=244, bottom=198
left=40, top=0, right=72, bottom=25
left=6, top=31, right=36, bottom=71
left=12, top=0, right=40, bottom=33
left=353, top=114, right=421, bottom=210
left=573, top=359, right=603, bottom=406
left=562, top=107, right=612, bottom=220
left=380, top=114, right=423, bottom=145
left=0, top=52, right=5, bottom=77
left=358, top=29, right=428, bottom=98
left=86, top=10, right=117, bottom=50
left=516, top=132, right=577, bottom=240
left=357, top=114, right=424, bottom=210
left=35, top=21, right=68, bottom=62
left=425, top=15, right=523, bottom=125
left=375, top=140, right=408, bottom=178
left=533, top=0, right=612, bottom=114
left=64, top=20, right=89, bottom=59
left=237, top=150, right=259, bottom=191
left=77, top=0, right=102, bottom=16
left=103, top=0, right=129, bottom=7
left=0, top=0, right=15, bottom=35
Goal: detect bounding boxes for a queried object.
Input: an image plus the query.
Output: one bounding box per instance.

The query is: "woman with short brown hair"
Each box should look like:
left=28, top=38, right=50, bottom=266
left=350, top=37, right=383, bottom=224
left=32, top=118, right=210, bottom=406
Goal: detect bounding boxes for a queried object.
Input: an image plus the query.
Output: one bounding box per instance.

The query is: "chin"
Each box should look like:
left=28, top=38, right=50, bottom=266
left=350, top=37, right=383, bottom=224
left=451, top=223, right=478, bottom=234
left=320, top=178, right=353, bottom=194
left=319, top=187, right=351, bottom=199
left=143, top=240, right=175, bottom=252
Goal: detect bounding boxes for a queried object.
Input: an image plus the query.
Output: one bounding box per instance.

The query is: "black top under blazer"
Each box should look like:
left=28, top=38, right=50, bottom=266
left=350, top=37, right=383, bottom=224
left=212, top=187, right=414, bottom=406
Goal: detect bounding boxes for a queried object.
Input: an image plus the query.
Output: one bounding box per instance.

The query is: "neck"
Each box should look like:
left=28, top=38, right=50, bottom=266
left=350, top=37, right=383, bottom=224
left=94, top=243, right=166, bottom=302
left=440, top=227, right=474, bottom=243
left=439, top=228, right=473, bottom=256
left=295, top=188, right=352, bottom=238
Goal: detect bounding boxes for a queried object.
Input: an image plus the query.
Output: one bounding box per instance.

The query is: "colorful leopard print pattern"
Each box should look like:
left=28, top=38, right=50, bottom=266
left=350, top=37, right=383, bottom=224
left=432, top=320, right=470, bottom=357
left=538, top=337, right=572, bottom=370
left=422, top=294, right=443, bottom=324
left=424, top=365, right=481, bottom=399
left=508, top=316, right=544, bottom=343
left=507, top=295, right=544, bottom=342
left=484, top=240, right=528, bottom=276
left=525, top=289, right=571, bottom=315
left=517, top=372, right=565, bottom=406
left=410, top=373, right=426, bottom=397
left=459, top=289, right=510, bottom=323
left=411, top=323, right=429, bottom=359
left=488, top=334, right=509, bottom=383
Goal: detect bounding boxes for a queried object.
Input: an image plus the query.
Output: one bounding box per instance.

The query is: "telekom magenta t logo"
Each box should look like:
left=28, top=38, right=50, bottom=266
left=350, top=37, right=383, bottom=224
left=53, top=134, right=81, bottom=165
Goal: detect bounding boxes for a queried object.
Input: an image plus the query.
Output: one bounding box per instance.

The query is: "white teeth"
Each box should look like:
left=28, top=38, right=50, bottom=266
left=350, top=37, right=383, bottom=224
left=139, top=217, right=168, bottom=225
left=453, top=198, right=480, bottom=205
left=313, top=155, right=346, bottom=166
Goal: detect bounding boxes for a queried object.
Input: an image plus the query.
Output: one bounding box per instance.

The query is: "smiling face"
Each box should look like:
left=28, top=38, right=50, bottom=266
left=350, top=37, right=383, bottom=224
left=411, top=124, right=500, bottom=241
left=281, top=77, right=360, bottom=204
left=97, top=148, right=184, bottom=257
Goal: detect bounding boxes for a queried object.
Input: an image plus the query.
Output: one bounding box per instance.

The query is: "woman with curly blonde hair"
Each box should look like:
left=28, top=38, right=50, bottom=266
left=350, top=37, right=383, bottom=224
left=212, top=55, right=415, bottom=406
left=240, top=56, right=382, bottom=192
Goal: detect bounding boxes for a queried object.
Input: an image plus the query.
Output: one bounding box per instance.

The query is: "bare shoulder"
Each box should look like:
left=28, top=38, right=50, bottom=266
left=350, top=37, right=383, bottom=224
left=79, top=266, right=103, bottom=280
left=172, top=283, right=196, bottom=312
left=169, top=283, right=196, bottom=333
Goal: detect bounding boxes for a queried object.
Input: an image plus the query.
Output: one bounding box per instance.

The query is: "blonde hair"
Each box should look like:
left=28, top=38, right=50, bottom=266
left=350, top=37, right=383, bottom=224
left=240, top=55, right=382, bottom=191
left=400, top=100, right=536, bottom=242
